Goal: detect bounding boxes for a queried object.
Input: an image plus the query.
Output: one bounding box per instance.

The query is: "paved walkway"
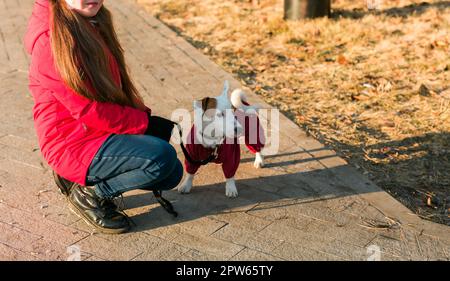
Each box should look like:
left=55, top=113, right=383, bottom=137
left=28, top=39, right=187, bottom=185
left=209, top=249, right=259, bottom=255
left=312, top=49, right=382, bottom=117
left=0, top=0, right=448, bottom=261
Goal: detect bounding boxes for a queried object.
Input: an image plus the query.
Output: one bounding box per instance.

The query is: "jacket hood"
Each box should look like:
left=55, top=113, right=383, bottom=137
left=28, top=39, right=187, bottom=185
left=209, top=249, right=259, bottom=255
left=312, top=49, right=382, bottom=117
left=24, top=0, right=50, bottom=54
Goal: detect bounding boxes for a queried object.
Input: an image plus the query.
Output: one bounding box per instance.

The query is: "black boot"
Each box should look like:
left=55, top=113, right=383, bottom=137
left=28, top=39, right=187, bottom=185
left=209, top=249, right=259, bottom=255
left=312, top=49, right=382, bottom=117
left=68, top=185, right=131, bottom=234
left=52, top=170, right=75, bottom=196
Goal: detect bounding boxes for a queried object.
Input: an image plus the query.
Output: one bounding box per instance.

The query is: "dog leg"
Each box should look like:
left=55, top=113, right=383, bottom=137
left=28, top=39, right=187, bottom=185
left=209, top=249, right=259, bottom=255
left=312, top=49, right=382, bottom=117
left=225, top=178, right=238, bottom=198
left=254, top=152, right=265, bottom=169
left=178, top=173, right=194, bottom=194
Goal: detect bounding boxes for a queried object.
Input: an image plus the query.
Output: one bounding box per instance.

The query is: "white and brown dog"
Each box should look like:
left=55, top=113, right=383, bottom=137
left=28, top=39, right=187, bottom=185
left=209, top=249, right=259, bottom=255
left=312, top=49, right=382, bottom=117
left=178, top=81, right=265, bottom=198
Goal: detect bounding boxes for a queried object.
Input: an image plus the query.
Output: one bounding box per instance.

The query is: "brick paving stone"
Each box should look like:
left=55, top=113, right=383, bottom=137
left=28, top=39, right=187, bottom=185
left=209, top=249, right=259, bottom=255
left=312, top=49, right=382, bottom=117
left=172, top=232, right=245, bottom=260
left=230, top=248, right=285, bottom=261
left=0, top=242, right=38, bottom=261
left=271, top=241, right=343, bottom=261
left=75, top=235, right=144, bottom=261
left=210, top=224, right=284, bottom=253
left=0, top=203, right=89, bottom=246
left=178, top=249, right=223, bottom=261
left=132, top=241, right=191, bottom=261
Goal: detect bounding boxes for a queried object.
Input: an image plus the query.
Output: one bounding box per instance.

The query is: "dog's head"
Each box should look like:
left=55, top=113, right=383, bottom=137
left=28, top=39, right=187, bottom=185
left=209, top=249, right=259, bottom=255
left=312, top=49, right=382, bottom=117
left=193, top=81, right=243, bottom=148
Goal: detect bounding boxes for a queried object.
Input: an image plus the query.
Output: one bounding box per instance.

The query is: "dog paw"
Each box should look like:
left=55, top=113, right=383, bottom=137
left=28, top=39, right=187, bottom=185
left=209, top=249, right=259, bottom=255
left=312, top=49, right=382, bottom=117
left=254, top=153, right=265, bottom=169
left=225, top=180, right=238, bottom=198
left=178, top=176, right=193, bottom=194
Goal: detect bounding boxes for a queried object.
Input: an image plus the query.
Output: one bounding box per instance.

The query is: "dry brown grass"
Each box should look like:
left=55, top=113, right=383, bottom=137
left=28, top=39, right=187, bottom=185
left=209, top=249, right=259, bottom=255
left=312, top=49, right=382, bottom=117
left=136, top=0, right=450, bottom=225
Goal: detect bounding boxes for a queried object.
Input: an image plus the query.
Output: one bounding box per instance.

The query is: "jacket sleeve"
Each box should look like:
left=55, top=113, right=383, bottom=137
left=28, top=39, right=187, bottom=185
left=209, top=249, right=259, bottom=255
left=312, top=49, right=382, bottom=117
left=31, top=34, right=149, bottom=135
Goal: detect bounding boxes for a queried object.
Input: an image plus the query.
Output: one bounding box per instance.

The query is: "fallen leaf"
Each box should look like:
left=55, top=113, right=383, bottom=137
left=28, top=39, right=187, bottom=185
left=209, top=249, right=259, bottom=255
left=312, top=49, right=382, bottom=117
left=381, top=147, right=392, bottom=153
left=337, top=55, right=348, bottom=65
left=419, top=84, right=438, bottom=97
left=377, top=79, right=393, bottom=93
left=434, top=40, right=447, bottom=48
left=383, top=120, right=396, bottom=127
left=363, top=83, right=375, bottom=89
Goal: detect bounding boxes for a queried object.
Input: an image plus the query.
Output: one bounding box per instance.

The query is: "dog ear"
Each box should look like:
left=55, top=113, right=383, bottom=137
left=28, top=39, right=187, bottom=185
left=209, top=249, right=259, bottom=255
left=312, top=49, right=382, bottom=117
left=201, top=97, right=217, bottom=113
left=202, top=97, right=211, bottom=112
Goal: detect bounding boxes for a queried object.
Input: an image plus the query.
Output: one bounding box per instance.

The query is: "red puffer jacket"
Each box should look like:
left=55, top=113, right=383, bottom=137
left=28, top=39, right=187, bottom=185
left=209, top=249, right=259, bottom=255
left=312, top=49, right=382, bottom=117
left=24, top=0, right=150, bottom=185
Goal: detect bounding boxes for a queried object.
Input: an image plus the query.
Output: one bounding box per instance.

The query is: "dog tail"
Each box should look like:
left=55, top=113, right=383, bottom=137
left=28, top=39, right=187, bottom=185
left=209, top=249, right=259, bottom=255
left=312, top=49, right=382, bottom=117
left=231, top=89, right=261, bottom=111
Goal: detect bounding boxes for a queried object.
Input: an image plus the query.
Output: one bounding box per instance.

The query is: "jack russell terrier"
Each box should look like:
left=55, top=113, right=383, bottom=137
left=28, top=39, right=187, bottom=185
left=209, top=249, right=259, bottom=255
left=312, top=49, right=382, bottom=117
left=178, top=81, right=265, bottom=198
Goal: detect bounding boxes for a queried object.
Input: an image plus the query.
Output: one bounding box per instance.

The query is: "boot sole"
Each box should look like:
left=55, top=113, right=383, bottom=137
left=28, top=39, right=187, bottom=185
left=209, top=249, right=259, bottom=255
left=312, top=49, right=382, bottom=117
left=67, top=196, right=131, bottom=235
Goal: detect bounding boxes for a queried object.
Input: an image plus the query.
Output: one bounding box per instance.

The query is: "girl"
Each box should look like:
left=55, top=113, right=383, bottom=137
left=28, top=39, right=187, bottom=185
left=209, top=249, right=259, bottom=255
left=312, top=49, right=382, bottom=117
left=24, top=0, right=183, bottom=234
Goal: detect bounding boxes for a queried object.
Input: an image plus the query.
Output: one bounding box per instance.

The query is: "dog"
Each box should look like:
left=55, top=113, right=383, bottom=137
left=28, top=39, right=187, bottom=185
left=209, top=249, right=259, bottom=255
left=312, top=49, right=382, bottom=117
left=178, top=81, right=265, bottom=198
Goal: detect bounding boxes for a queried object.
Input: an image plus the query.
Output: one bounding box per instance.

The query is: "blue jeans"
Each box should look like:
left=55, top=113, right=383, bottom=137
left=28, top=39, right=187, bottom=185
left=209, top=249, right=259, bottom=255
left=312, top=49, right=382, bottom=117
left=86, top=134, right=183, bottom=199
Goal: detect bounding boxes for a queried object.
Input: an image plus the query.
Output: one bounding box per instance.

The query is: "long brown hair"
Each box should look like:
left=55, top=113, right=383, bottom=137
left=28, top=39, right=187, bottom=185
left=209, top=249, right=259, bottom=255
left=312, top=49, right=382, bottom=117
left=49, top=0, right=142, bottom=108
